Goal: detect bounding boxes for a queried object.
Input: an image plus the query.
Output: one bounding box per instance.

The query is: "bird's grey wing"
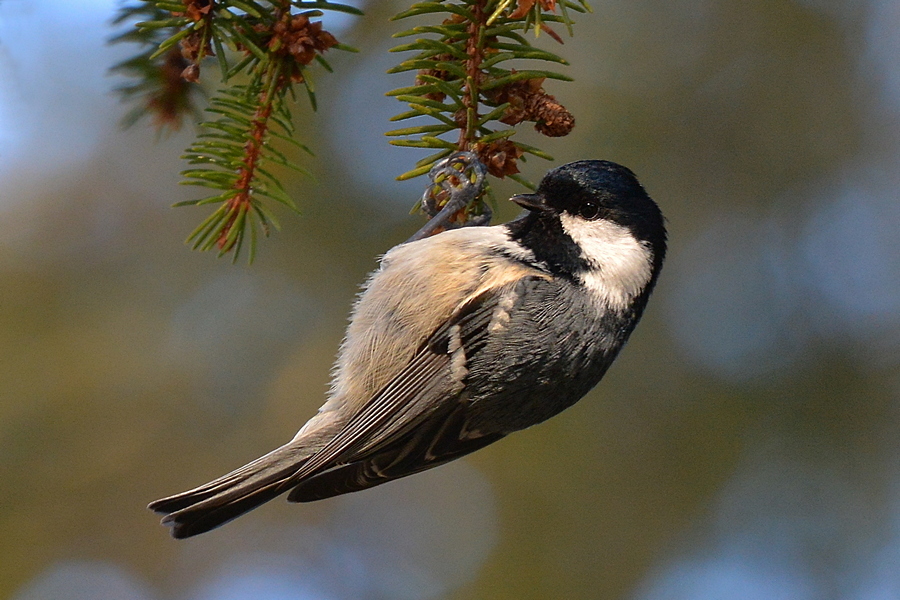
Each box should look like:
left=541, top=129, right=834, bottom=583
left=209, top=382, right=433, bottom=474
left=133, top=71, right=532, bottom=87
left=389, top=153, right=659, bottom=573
left=282, top=276, right=545, bottom=502
left=287, top=399, right=502, bottom=501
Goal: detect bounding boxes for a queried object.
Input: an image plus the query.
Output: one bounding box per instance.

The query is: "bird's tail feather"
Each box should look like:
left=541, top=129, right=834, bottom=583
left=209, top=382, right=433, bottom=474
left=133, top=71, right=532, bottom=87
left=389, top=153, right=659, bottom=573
left=148, top=444, right=312, bottom=538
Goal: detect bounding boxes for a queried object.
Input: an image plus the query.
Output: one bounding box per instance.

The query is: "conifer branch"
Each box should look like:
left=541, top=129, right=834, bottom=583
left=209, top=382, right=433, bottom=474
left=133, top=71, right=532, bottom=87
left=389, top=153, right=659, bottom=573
left=112, top=0, right=359, bottom=262
left=111, top=0, right=592, bottom=261
left=388, top=0, right=586, bottom=226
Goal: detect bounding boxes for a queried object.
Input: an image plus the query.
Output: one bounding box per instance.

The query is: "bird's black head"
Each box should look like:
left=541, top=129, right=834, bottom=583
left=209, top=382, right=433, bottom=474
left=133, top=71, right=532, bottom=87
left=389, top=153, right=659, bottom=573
left=507, top=160, right=666, bottom=279
left=511, top=160, right=666, bottom=254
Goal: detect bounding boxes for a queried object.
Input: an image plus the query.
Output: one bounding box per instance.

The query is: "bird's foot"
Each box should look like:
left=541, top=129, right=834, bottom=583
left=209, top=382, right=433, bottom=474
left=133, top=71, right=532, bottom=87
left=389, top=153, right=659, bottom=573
left=407, top=153, right=491, bottom=243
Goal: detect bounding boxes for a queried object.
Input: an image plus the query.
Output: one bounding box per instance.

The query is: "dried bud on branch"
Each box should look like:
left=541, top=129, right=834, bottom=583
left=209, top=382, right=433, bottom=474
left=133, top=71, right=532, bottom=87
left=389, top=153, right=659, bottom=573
left=530, top=91, right=575, bottom=136
left=509, top=0, right=558, bottom=19
left=177, top=2, right=214, bottom=82
left=416, top=53, right=455, bottom=102
left=180, top=31, right=210, bottom=62
left=487, top=75, right=574, bottom=137
left=267, top=15, right=338, bottom=66
left=476, top=139, right=524, bottom=178
left=178, top=0, right=214, bottom=21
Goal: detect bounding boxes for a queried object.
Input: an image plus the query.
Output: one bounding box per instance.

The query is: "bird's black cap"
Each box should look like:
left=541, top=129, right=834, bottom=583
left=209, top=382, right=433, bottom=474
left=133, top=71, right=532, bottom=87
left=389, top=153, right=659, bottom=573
left=542, top=161, right=664, bottom=246
left=506, top=160, right=667, bottom=285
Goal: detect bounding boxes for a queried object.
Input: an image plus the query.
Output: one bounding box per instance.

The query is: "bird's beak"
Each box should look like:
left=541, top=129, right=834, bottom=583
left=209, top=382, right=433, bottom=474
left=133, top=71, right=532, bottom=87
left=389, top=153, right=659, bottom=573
left=510, top=193, right=548, bottom=212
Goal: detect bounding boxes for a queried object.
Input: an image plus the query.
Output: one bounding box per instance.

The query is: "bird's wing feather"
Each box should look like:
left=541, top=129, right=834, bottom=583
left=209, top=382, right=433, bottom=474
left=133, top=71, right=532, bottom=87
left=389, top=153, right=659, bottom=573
left=282, top=274, right=547, bottom=499
left=287, top=402, right=503, bottom=502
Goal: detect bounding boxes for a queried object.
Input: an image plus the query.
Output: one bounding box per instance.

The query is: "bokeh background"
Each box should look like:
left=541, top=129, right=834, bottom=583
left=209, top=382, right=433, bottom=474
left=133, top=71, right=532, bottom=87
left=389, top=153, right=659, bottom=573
left=2, top=0, right=900, bottom=598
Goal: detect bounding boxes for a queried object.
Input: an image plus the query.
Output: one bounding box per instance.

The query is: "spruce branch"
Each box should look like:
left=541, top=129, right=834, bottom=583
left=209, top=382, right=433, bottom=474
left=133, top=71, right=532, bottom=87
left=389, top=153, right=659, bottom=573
left=387, top=0, right=586, bottom=228
left=111, top=0, right=360, bottom=262
left=111, top=0, right=592, bottom=260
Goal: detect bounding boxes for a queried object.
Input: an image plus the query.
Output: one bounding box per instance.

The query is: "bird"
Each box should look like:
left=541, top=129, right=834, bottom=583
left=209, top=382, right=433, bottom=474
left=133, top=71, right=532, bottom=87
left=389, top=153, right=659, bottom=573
left=149, top=159, right=667, bottom=538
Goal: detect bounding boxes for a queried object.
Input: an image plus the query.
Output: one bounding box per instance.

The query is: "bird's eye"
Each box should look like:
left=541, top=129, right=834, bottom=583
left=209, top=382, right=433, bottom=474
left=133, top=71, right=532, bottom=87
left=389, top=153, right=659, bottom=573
left=579, top=201, right=601, bottom=220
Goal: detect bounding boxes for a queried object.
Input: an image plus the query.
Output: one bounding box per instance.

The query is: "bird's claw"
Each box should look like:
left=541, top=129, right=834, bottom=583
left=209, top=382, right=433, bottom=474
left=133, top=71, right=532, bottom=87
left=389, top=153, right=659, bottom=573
left=421, top=152, right=488, bottom=218
left=407, top=152, right=491, bottom=243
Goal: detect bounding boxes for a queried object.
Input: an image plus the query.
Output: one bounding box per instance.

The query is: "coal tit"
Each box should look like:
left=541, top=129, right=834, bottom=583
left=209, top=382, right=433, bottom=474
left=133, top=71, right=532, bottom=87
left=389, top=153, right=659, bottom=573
left=149, top=159, right=667, bottom=538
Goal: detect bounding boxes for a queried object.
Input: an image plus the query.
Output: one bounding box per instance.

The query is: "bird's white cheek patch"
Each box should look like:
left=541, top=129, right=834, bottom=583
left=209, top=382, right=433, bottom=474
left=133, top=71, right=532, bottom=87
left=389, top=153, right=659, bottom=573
left=559, top=214, right=654, bottom=311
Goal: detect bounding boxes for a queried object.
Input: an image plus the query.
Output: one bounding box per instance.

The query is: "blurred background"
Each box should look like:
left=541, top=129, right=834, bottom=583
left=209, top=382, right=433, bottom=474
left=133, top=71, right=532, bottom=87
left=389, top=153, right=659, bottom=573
left=2, top=0, right=900, bottom=598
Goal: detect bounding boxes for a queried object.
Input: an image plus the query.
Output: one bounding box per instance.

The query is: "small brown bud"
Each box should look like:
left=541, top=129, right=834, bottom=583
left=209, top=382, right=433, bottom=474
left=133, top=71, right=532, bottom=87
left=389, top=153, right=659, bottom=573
left=475, top=140, right=524, bottom=178
left=528, top=92, right=574, bottom=137
left=261, top=15, right=338, bottom=67
left=179, top=0, right=214, bottom=22
left=509, top=0, right=557, bottom=19
left=486, top=75, right=574, bottom=137
left=180, top=31, right=212, bottom=61
left=181, top=64, right=201, bottom=83
left=416, top=53, right=454, bottom=102
left=453, top=109, right=468, bottom=129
